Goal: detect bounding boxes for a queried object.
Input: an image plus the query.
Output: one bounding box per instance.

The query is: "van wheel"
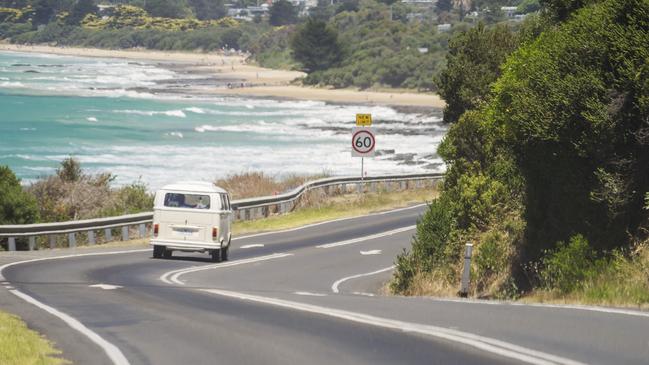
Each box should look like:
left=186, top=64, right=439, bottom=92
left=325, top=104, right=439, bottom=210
left=153, top=245, right=164, bottom=259
left=163, top=249, right=173, bottom=259
left=211, top=249, right=222, bottom=263
left=222, top=246, right=229, bottom=261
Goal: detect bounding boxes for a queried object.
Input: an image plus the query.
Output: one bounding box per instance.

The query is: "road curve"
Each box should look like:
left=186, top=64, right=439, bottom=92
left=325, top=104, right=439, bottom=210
left=1, top=204, right=648, bottom=365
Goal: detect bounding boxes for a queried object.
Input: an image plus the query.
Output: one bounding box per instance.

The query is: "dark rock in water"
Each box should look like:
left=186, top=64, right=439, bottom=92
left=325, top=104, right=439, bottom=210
left=37, top=64, right=64, bottom=67
left=11, top=63, right=31, bottom=67
left=374, top=149, right=396, bottom=156
left=398, top=160, right=426, bottom=166
left=24, top=70, right=40, bottom=73
left=422, top=162, right=444, bottom=170
left=388, top=153, right=416, bottom=162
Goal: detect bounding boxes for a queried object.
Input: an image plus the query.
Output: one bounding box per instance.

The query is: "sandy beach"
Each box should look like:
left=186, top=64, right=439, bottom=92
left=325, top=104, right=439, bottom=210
left=0, top=43, right=445, bottom=108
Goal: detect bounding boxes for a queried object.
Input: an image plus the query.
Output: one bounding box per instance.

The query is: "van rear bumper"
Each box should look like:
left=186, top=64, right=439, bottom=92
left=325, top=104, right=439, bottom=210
left=150, top=239, right=223, bottom=251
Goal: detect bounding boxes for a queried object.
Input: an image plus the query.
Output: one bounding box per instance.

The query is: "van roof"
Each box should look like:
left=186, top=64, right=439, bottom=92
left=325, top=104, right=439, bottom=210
left=160, top=181, right=227, bottom=194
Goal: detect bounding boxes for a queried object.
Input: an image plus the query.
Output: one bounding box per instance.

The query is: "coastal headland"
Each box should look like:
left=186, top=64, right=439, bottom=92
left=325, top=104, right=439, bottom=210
left=0, top=43, right=445, bottom=108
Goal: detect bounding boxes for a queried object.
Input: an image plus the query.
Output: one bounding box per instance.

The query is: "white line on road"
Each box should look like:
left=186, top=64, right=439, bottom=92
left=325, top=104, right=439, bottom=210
left=10, top=289, right=130, bottom=365
left=332, top=266, right=395, bottom=294
left=317, top=225, right=416, bottom=249
left=159, top=253, right=293, bottom=285
left=294, top=291, right=327, bottom=297
left=201, top=289, right=586, bottom=365
left=89, top=284, right=123, bottom=290
left=240, top=244, right=265, bottom=249
left=360, top=250, right=382, bottom=255
left=0, top=249, right=152, bottom=365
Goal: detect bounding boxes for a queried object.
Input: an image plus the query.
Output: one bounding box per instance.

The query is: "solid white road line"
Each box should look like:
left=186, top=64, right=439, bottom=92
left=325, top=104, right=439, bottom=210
left=331, top=266, right=395, bottom=294
left=316, top=225, right=416, bottom=249
left=159, top=253, right=293, bottom=285
left=233, top=204, right=426, bottom=241
left=89, top=284, right=123, bottom=290
left=201, top=289, right=586, bottom=365
left=294, top=291, right=327, bottom=297
left=423, top=297, right=649, bottom=319
left=10, top=289, right=131, bottom=365
left=240, top=244, right=265, bottom=249
left=0, top=249, right=152, bottom=365
left=360, top=250, right=382, bottom=255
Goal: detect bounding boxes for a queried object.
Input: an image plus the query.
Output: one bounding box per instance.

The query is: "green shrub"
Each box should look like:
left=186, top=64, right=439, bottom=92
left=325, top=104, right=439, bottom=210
left=0, top=166, right=39, bottom=225
left=540, top=234, right=602, bottom=293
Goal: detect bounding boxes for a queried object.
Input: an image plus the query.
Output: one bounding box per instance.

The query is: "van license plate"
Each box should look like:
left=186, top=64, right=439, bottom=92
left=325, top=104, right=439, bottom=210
left=174, top=228, right=195, bottom=237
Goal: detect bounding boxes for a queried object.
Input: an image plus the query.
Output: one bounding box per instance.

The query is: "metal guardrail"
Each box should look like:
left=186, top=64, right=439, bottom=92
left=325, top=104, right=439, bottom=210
left=0, top=172, right=443, bottom=251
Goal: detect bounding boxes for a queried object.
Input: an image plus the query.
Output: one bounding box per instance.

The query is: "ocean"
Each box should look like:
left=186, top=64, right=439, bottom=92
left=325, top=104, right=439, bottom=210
left=0, top=51, right=446, bottom=190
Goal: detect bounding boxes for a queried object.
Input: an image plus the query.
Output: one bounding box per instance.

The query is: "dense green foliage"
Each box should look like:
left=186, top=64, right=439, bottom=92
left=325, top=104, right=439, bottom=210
left=302, top=0, right=452, bottom=90
left=0, top=166, right=39, bottom=225
left=290, top=17, right=343, bottom=72
left=269, top=0, right=297, bottom=26
left=394, top=0, right=649, bottom=298
left=435, top=23, right=518, bottom=123
left=67, top=0, right=97, bottom=25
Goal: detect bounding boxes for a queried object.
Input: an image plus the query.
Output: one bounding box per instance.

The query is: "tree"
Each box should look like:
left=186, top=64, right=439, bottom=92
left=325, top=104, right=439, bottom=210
left=290, top=17, right=343, bottom=72
left=67, top=0, right=98, bottom=25
left=539, top=0, right=597, bottom=22
left=436, top=0, right=453, bottom=13
left=32, top=0, right=54, bottom=26
left=188, top=0, right=226, bottom=20
left=144, top=0, right=191, bottom=18
left=0, top=166, right=39, bottom=225
left=434, top=23, right=518, bottom=124
left=269, top=0, right=298, bottom=26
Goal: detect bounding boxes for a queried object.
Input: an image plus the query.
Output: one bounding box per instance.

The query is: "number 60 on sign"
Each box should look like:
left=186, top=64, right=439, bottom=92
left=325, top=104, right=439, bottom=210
left=351, top=128, right=376, bottom=157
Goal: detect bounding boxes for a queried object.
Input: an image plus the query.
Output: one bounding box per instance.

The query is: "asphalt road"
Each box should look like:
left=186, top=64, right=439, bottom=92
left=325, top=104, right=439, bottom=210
left=1, top=204, right=648, bottom=365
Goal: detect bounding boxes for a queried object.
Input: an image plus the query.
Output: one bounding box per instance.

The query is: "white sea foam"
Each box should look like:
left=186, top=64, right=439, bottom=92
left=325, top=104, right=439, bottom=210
left=167, top=132, right=184, bottom=138
left=87, top=117, right=98, bottom=122
left=19, top=127, right=36, bottom=131
left=185, top=107, right=206, bottom=114
left=113, top=109, right=187, bottom=118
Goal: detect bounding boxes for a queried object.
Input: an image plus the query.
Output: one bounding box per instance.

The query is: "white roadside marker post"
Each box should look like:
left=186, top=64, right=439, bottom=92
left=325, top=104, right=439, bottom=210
left=460, top=243, right=473, bottom=297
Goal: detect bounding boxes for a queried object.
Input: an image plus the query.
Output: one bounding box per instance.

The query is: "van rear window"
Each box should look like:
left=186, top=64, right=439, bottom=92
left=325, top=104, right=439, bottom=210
left=164, top=193, right=210, bottom=209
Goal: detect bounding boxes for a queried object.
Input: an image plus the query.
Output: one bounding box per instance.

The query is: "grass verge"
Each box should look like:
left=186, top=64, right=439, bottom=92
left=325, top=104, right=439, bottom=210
left=233, top=188, right=438, bottom=235
left=0, top=311, right=68, bottom=365
left=522, top=242, right=649, bottom=310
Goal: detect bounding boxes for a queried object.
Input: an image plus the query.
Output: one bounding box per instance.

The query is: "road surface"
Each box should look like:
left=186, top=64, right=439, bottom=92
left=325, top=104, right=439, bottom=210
left=1, top=205, right=648, bottom=365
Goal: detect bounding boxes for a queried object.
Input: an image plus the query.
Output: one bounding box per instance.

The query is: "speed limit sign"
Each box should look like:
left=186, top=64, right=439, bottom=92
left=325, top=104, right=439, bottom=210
left=352, top=128, right=376, bottom=157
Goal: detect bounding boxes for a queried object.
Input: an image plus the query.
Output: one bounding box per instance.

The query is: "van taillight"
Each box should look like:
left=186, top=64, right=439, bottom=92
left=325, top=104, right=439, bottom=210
left=153, top=224, right=159, bottom=237
left=212, top=227, right=218, bottom=240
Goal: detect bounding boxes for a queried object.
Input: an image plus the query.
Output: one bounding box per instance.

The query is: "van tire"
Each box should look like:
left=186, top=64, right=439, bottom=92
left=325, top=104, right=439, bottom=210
left=211, top=249, right=222, bottom=262
left=222, top=246, right=229, bottom=261
left=153, top=245, right=164, bottom=258
left=163, top=249, right=173, bottom=259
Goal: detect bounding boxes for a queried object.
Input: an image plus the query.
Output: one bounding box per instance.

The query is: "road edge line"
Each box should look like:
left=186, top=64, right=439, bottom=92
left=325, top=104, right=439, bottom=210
left=200, top=289, right=585, bottom=365
left=316, top=225, right=415, bottom=249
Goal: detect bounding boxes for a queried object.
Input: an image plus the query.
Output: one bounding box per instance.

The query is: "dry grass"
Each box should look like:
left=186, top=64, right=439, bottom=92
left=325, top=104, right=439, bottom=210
left=0, top=311, right=68, bottom=365
left=233, top=188, right=438, bottom=235
left=215, top=171, right=331, bottom=200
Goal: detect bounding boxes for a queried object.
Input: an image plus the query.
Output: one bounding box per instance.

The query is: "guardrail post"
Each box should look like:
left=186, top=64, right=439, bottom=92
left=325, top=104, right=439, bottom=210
left=69, top=233, right=76, bottom=248
left=28, top=236, right=36, bottom=251
left=416, top=180, right=422, bottom=189
left=88, top=231, right=95, bottom=245
left=460, top=243, right=473, bottom=297
left=357, top=183, right=362, bottom=194
left=341, top=184, right=346, bottom=194
left=370, top=182, right=377, bottom=193
left=323, top=186, right=330, bottom=195
left=49, top=235, right=56, bottom=249
left=139, top=224, right=146, bottom=238
left=104, top=228, right=112, bottom=242
left=8, top=237, right=16, bottom=251
left=401, top=181, right=407, bottom=191
left=122, top=226, right=129, bottom=241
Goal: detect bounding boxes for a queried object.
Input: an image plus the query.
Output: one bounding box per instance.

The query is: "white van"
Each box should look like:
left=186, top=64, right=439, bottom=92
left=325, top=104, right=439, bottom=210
left=150, top=181, right=233, bottom=262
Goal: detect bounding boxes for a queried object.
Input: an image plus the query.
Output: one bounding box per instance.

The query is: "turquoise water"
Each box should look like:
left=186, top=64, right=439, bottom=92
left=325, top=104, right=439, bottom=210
left=0, top=51, right=445, bottom=189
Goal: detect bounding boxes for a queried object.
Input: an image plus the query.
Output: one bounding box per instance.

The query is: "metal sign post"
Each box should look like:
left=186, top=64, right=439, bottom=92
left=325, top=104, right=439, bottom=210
left=353, top=114, right=374, bottom=193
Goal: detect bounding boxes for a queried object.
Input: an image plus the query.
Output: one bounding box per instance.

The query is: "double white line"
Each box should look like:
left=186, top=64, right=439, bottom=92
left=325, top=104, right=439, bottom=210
left=159, top=253, right=293, bottom=285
